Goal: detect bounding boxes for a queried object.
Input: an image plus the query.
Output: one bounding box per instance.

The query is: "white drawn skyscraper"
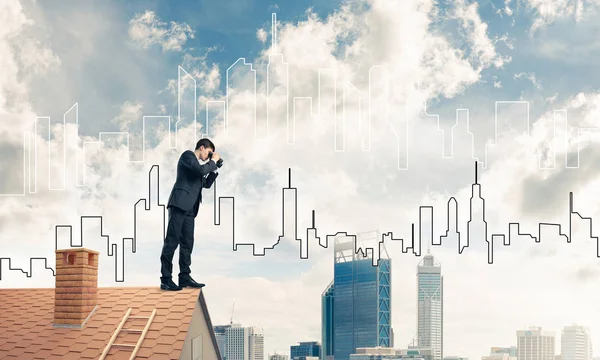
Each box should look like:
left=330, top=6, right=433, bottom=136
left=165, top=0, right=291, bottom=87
left=417, top=250, right=443, bottom=360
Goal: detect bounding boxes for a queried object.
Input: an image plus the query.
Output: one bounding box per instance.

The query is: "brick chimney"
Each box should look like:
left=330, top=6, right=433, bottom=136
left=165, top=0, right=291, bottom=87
left=54, top=248, right=99, bottom=327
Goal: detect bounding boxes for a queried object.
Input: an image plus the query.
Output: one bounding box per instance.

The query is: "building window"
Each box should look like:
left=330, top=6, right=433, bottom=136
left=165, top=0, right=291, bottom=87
left=192, top=334, right=203, bottom=360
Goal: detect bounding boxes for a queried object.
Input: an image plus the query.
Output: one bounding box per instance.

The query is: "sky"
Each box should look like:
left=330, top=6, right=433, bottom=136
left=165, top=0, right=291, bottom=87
left=2, top=0, right=600, bottom=359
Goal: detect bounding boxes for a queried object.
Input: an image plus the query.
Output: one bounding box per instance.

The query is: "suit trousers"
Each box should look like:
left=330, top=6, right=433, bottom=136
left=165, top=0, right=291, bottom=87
left=160, top=206, right=196, bottom=282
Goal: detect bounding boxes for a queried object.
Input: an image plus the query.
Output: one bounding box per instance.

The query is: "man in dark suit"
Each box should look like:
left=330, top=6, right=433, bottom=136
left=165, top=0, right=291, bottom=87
left=160, top=138, right=221, bottom=291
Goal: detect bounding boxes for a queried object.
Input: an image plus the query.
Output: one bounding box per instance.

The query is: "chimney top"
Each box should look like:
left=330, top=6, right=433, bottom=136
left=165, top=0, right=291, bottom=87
left=55, top=247, right=100, bottom=255
left=54, top=248, right=99, bottom=328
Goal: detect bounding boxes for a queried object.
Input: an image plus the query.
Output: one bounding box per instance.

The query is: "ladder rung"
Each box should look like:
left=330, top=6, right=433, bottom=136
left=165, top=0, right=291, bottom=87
left=128, top=316, right=150, bottom=319
left=121, top=328, right=144, bottom=333
left=113, top=343, right=136, bottom=348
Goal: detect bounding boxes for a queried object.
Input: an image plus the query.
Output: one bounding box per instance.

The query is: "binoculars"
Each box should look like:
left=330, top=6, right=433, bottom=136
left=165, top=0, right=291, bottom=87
left=208, top=152, right=223, bottom=168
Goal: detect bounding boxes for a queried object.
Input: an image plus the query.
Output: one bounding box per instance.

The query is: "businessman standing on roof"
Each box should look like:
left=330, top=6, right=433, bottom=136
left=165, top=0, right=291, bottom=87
left=160, top=138, right=222, bottom=291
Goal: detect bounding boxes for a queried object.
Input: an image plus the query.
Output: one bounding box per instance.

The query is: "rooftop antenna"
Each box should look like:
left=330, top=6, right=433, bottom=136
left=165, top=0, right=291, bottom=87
left=474, top=160, right=478, bottom=184
left=230, top=302, right=235, bottom=325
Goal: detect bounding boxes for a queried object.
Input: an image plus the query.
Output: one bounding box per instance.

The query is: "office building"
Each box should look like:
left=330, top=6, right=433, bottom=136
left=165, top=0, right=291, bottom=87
left=517, top=327, right=555, bottom=360
left=291, top=341, right=321, bottom=360
left=561, top=324, right=592, bottom=360
left=417, top=250, right=443, bottom=360
left=214, top=323, right=265, bottom=360
left=350, top=347, right=434, bottom=360
left=482, top=347, right=517, bottom=360
left=482, top=354, right=513, bottom=360
left=350, top=347, right=401, bottom=360
left=490, top=348, right=517, bottom=357
left=322, top=281, right=334, bottom=360
left=270, top=355, right=288, bottom=360
left=401, top=347, right=435, bottom=360
left=215, top=325, right=231, bottom=358
left=322, top=232, right=392, bottom=360
left=249, top=327, right=265, bottom=360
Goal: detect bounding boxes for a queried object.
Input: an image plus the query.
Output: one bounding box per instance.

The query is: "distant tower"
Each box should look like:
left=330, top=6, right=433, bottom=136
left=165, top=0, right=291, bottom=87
left=517, top=326, right=555, bottom=360
left=321, top=281, right=334, bottom=360
left=328, top=231, right=391, bottom=360
left=561, top=324, right=592, bottom=360
left=417, top=250, right=443, bottom=360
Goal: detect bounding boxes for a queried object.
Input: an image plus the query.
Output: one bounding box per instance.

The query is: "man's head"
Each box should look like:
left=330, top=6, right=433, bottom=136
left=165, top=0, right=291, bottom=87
left=194, top=138, right=215, bottom=161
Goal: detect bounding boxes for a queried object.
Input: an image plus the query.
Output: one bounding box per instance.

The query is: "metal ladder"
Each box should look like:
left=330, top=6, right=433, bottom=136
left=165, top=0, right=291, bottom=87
left=99, top=307, right=157, bottom=360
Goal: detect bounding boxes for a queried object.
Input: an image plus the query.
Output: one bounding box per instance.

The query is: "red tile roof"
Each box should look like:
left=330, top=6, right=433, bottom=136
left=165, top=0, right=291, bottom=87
left=0, top=287, right=219, bottom=359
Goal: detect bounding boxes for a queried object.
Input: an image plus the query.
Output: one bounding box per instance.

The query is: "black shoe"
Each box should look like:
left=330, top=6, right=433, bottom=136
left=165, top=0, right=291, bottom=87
left=160, top=279, right=182, bottom=291
left=179, top=276, right=205, bottom=288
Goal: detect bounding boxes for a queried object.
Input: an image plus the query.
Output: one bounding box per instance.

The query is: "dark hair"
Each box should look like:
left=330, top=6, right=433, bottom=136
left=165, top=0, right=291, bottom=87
left=195, top=138, right=215, bottom=151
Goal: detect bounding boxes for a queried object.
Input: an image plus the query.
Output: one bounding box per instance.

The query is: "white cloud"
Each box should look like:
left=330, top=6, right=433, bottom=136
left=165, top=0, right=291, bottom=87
left=3, top=1, right=600, bottom=360
left=163, top=52, right=222, bottom=98
left=128, top=10, right=194, bottom=52
left=111, top=101, right=143, bottom=132
left=493, top=75, right=502, bottom=88
left=257, top=28, right=268, bottom=43
left=544, top=92, right=559, bottom=104
left=505, top=0, right=514, bottom=16
left=452, top=0, right=510, bottom=70
left=524, top=0, right=600, bottom=32
left=514, top=71, right=542, bottom=90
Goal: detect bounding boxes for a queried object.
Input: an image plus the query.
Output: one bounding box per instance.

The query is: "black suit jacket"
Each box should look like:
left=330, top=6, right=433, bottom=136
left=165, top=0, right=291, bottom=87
left=167, top=150, right=219, bottom=217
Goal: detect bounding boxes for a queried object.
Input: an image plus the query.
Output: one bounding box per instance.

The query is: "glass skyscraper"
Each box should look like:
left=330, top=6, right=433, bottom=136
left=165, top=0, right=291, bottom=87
left=291, top=341, right=322, bottom=359
left=322, top=232, right=392, bottom=360
left=417, top=251, right=443, bottom=360
left=322, top=282, right=335, bottom=359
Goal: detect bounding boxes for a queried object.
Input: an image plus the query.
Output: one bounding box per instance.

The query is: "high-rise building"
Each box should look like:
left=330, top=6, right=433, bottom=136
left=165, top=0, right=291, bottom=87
left=350, top=347, right=402, bottom=360
left=561, top=324, right=592, bottom=360
left=490, top=348, right=517, bottom=357
left=349, top=347, right=435, bottom=360
left=291, top=341, right=322, bottom=360
left=214, top=323, right=264, bottom=360
left=482, top=353, right=515, bottom=360
left=517, top=327, right=555, bottom=360
left=322, top=232, right=392, bottom=360
left=249, top=327, right=265, bottom=360
left=269, top=354, right=289, bottom=360
left=215, top=325, right=231, bottom=358
left=417, top=250, right=443, bottom=360
left=483, top=347, right=517, bottom=360
left=322, top=282, right=334, bottom=360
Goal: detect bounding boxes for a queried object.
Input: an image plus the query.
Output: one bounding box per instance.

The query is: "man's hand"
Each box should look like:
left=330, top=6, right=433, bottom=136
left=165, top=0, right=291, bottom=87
left=211, top=152, right=221, bottom=162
